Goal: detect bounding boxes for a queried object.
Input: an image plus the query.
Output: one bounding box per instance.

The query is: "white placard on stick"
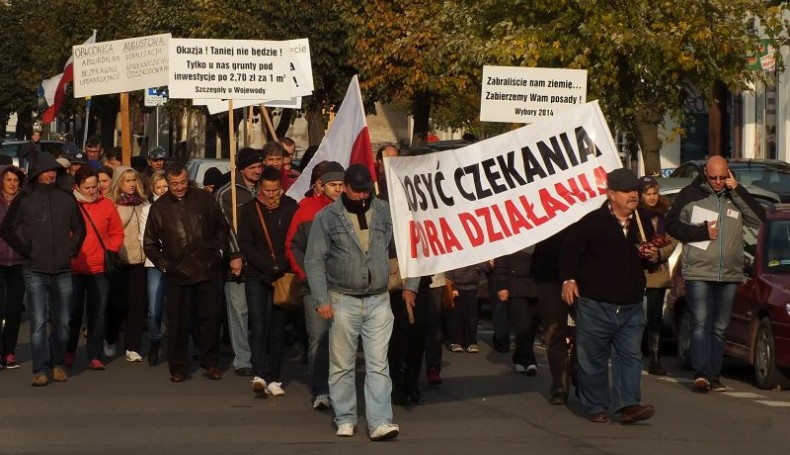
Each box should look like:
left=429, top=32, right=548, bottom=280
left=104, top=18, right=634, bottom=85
left=288, top=38, right=313, bottom=96
left=168, top=38, right=290, bottom=100
left=73, top=33, right=170, bottom=98
left=480, top=66, right=587, bottom=124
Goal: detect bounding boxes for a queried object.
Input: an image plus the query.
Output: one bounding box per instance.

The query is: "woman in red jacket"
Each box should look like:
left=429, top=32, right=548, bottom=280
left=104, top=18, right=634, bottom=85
left=65, top=167, right=124, bottom=370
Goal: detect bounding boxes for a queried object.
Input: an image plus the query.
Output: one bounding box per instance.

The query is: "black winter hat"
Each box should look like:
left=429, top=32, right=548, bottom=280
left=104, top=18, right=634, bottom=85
left=344, top=163, right=374, bottom=191
left=236, top=147, right=263, bottom=170
left=606, top=168, right=639, bottom=192
left=203, top=167, right=224, bottom=187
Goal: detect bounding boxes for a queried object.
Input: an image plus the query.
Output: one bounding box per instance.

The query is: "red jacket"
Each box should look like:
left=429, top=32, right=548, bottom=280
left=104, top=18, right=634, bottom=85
left=285, top=193, right=334, bottom=279
left=71, top=195, right=124, bottom=275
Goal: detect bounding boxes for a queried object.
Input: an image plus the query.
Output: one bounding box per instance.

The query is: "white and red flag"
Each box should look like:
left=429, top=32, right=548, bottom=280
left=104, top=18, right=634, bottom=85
left=286, top=75, right=374, bottom=202
left=40, top=31, right=97, bottom=124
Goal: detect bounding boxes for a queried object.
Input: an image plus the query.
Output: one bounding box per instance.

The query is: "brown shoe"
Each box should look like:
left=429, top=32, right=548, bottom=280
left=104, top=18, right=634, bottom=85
left=52, top=366, right=68, bottom=382
left=170, top=373, right=186, bottom=383
left=588, top=412, right=608, bottom=423
left=31, top=373, right=49, bottom=387
left=206, top=366, right=222, bottom=380
left=619, top=404, right=656, bottom=424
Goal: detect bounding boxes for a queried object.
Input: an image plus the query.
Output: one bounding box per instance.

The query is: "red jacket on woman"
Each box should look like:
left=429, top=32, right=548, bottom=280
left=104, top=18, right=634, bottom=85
left=71, top=195, right=124, bottom=275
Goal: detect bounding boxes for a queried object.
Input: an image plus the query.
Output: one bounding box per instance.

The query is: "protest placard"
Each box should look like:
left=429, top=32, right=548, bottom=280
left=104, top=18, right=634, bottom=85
left=73, top=33, right=170, bottom=98
left=480, top=66, right=587, bottom=124
left=386, top=101, right=620, bottom=278
left=288, top=38, right=313, bottom=96
left=168, top=38, right=290, bottom=100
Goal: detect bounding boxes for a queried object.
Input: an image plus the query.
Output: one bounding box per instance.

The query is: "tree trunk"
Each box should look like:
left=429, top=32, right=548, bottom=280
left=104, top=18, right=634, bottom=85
left=305, top=104, right=325, bottom=146
left=411, top=92, right=431, bottom=147
left=636, top=104, right=664, bottom=176
left=16, top=108, right=33, bottom=140
left=708, top=81, right=726, bottom=157
left=0, top=110, right=8, bottom=140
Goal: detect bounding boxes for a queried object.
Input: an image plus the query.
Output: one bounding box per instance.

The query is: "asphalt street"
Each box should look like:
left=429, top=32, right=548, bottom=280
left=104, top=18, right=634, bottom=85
left=2, top=320, right=789, bottom=455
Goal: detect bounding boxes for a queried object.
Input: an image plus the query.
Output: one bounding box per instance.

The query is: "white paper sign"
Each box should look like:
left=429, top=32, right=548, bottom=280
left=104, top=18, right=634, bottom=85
left=168, top=38, right=290, bottom=100
left=73, top=34, right=170, bottom=98
left=288, top=38, right=313, bottom=96
left=386, top=101, right=620, bottom=278
left=480, top=65, right=588, bottom=124
left=689, top=206, right=719, bottom=250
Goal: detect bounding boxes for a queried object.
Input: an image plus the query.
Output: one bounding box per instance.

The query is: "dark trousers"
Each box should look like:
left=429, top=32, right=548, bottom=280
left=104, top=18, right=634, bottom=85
left=106, top=264, right=147, bottom=352
left=166, top=277, right=221, bottom=376
left=388, top=286, right=430, bottom=389
left=68, top=273, right=109, bottom=360
left=424, top=286, right=445, bottom=371
left=644, top=288, right=666, bottom=334
left=448, top=288, right=478, bottom=347
left=535, top=280, right=570, bottom=392
left=245, top=279, right=288, bottom=382
left=0, top=265, right=24, bottom=357
left=490, top=278, right=511, bottom=350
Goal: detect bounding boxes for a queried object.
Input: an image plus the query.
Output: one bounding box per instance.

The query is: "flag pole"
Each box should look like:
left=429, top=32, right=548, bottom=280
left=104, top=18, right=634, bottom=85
left=82, top=96, right=92, bottom=147
left=229, top=99, right=238, bottom=232
left=120, top=92, right=131, bottom=166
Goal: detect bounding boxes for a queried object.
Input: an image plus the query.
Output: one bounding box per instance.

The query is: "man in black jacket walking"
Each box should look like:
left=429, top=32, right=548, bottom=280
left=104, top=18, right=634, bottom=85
left=143, top=162, right=229, bottom=383
left=560, top=168, right=658, bottom=424
left=1, top=153, right=85, bottom=386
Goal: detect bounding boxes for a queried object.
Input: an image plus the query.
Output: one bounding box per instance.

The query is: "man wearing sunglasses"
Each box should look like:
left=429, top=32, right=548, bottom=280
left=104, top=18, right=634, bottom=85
left=666, top=155, right=765, bottom=393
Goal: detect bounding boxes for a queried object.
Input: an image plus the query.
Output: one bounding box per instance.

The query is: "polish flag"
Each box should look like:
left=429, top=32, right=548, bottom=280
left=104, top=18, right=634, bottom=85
left=286, top=75, right=374, bottom=202
left=40, top=32, right=97, bottom=124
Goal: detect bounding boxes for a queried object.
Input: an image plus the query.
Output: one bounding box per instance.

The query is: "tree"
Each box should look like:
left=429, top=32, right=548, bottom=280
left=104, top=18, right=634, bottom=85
left=439, top=0, right=790, bottom=173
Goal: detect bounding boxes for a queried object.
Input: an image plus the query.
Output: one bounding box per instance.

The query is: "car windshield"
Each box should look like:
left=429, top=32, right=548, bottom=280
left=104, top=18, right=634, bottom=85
left=731, top=165, right=790, bottom=195
left=764, top=220, right=790, bottom=273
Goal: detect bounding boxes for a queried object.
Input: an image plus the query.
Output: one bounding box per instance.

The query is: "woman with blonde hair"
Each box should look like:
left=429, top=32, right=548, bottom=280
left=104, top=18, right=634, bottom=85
left=104, top=166, right=149, bottom=362
left=140, top=171, right=168, bottom=365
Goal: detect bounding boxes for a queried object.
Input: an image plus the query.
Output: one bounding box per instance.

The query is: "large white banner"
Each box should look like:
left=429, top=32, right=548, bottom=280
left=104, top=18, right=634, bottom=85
left=168, top=38, right=290, bottom=100
left=386, top=101, right=621, bottom=278
left=73, top=34, right=170, bottom=98
left=480, top=65, right=587, bottom=124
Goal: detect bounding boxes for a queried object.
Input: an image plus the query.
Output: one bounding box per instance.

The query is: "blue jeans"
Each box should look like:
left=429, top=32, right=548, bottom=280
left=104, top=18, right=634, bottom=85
left=68, top=273, right=109, bottom=360
left=23, top=270, right=73, bottom=374
left=575, top=297, right=645, bottom=414
left=224, top=280, right=252, bottom=370
left=147, top=268, right=167, bottom=342
left=304, top=293, right=330, bottom=396
left=329, top=291, right=394, bottom=430
left=685, top=281, right=738, bottom=380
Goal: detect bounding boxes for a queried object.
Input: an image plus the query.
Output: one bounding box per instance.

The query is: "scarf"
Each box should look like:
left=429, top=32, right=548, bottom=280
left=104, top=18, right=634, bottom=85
left=342, top=193, right=372, bottom=230
left=73, top=189, right=97, bottom=204
left=117, top=192, right=144, bottom=206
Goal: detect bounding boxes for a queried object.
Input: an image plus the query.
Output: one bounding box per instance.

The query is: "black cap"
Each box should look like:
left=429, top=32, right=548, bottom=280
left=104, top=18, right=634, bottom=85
left=236, top=147, right=263, bottom=170
left=606, top=168, right=639, bottom=192
left=68, top=151, right=87, bottom=164
left=637, top=175, right=659, bottom=192
left=203, top=167, right=224, bottom=187
left=344, top=163, right=374, bottom=191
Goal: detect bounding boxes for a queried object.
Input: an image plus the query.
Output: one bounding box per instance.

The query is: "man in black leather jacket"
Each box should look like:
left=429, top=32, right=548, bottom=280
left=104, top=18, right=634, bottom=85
left=143, top=162, right=229, bottom=383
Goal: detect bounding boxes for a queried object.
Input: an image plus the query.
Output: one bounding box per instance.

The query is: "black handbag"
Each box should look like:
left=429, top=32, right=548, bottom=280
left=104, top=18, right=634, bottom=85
left=79, top=204, right=122, bottom=277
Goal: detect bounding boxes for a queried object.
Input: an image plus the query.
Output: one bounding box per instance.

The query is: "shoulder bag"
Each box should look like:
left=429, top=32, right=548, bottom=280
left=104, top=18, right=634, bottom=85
left=255, top=202, right=303, bottom=310
left=79, top=204, right=122, bottom=277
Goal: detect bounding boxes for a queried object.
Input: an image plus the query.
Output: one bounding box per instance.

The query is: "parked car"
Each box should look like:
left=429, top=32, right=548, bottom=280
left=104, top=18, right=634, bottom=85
left=186, top=158, right=231, bottom=188
left=0, top=140, right=65, bottom=168
left=665, top=205, right=790, bottom=390
left=669, top=159, right=790, bottom=202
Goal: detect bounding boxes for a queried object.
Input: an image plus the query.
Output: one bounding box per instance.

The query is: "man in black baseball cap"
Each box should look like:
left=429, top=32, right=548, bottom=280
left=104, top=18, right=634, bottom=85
left=343, top=163, right=375, bottom=193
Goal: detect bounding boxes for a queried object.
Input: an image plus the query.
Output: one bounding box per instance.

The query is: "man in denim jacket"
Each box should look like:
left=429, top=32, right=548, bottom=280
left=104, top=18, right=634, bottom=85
left=305, top=164, right=417, bottom=441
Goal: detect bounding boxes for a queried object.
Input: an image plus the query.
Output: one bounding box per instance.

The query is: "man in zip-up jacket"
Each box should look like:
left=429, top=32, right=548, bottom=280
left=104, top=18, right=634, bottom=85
left=666, top=155, right=765, bottom=392
left=0, top=153, right=86, bottom=386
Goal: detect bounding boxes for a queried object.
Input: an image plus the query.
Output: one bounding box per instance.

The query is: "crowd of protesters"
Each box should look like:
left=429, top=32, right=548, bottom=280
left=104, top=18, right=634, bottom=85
left=1, top=132, right=763, bottom=439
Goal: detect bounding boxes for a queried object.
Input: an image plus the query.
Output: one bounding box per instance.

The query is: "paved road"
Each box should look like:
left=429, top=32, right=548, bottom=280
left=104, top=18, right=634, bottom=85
left=2, top=321, right=789, bottom=455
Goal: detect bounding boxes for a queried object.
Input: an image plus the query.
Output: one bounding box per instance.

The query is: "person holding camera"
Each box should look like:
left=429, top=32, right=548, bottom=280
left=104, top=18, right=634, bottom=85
left=666, top=155, right=765, bottom=392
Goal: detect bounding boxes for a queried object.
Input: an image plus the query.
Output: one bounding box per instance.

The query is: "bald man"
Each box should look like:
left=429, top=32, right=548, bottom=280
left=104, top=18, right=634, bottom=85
left=666, top=155, right=765, bottom=393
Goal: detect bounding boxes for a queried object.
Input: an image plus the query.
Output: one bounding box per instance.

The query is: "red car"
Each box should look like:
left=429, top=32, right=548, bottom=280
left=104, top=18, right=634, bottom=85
left=666, top=206, right=790, bottom=389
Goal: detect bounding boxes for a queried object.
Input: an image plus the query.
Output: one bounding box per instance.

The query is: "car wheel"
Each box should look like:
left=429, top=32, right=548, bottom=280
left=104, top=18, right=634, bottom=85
left=676, top=308, right=692, bottom=370
left=754, top=317, right=790, bottom=390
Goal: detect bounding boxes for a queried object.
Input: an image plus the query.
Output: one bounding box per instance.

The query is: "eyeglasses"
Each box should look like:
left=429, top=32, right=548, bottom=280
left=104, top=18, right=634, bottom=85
left=707, top=175, right=728, bottom=181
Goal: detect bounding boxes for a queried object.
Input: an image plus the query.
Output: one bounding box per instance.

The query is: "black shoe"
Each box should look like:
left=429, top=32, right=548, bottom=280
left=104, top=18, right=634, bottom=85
left=550, top=390, right=568, bottom=405
left=710, top=378, right=727, bottom=392
left=647, top=357, right=667, bottom=376
left=234, top=367, right=254, bottom=377
left=406, top=383, right=422, bottom=405
left=148, top=340, right=161, bottom=366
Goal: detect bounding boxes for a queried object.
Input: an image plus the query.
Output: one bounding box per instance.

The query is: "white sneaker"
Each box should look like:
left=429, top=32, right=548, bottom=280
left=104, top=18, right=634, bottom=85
left=514, top=364, right=527, bottom=373
left=313, top=394, right=331, bottom=410
left=125, top=350, right=143, bottom=362
left=103, top=341, right=116, bottom=358
left=267, top=381, right=285, bottom=396
left=251, top=376, right=268, bottom=398
left=525, top=364, right=538, bottom=376
left=369, top=423, right=399, bottom=441
left=336, top=423, right=355, bottom=437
